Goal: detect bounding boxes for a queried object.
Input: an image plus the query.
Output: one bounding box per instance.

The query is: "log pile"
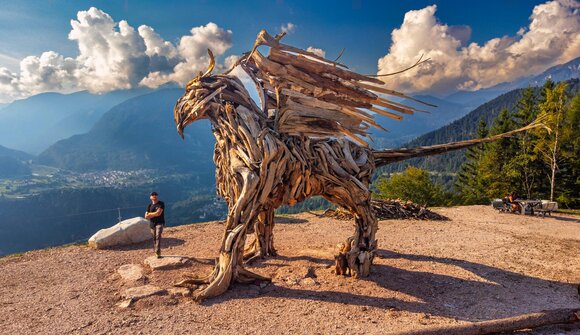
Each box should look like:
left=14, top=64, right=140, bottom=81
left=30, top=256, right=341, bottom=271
left=323, top=199, right=449, bottom=221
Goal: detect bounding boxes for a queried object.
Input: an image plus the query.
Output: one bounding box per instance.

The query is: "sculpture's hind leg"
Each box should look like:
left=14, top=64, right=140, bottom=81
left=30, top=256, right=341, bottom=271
left=181, top=167, right=270, bottom=301
left=244, top=207, right=277, bottom=261
left=324, top=185, right=378, bottom=278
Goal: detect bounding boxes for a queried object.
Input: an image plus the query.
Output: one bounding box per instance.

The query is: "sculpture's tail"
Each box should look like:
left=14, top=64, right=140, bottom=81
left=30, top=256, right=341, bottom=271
left=373, top=116, right=548, bottom=167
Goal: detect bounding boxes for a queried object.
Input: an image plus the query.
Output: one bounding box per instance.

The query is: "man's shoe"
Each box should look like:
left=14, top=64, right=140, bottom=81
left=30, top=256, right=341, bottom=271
left=155, top=251, right=161, bottom=258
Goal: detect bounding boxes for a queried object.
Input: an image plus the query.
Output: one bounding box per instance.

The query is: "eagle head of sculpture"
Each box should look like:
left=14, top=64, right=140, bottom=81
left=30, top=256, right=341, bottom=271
left=174, top=49, right=227, bottom=139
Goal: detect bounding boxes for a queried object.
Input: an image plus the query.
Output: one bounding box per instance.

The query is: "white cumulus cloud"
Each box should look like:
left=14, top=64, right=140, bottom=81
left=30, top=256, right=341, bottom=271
left=0, top=7, right=233, bottom=103
left=280, top=22, right=296, bottom=34
left=306, top=46, right=326, bottom=58
left=377, top=0, right=580, bottom=95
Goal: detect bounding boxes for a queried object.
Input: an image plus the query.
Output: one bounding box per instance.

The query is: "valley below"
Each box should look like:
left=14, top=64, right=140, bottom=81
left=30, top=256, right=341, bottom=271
left=0, top=167, right=227, bottom=256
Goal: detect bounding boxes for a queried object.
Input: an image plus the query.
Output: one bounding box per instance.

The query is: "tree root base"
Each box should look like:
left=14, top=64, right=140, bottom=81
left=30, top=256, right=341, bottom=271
left=175, top=265, right=271, bottom=301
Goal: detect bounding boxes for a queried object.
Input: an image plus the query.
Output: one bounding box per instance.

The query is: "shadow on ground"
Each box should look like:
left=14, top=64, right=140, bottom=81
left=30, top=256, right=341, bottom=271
left=108, top=237, right=186, bottom=251
left=548, top=214, right=580, bottom=223
left=274, top=216, right=308, bottom=224
left=202, top=250, right=579, bottom=322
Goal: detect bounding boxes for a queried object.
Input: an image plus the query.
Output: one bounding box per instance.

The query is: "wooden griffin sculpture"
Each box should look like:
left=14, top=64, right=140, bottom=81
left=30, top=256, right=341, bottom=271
left=173, top=30, right=542, bottom=300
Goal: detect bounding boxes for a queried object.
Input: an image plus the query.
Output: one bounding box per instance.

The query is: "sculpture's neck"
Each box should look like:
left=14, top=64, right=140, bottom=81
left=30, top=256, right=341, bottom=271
left=205, top=84, right=268, bottom=143
left=208, top=101, right=264, bottom=140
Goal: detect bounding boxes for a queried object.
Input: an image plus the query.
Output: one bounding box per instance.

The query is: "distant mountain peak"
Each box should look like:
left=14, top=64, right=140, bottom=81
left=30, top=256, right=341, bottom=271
left=527, top=56, right=580, bottom=87
left=445, top=57, right=580, bottom=108
left=0, top=144, right=33, bottom=160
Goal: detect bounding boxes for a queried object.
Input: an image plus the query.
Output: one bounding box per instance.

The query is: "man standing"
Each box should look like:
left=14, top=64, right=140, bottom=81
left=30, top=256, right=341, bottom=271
left=145, top=191, right=165, bottom=258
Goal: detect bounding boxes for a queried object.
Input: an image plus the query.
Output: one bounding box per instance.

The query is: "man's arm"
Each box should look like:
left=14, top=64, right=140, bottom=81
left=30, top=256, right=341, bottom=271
left=145, top=208, right=163, bottom=219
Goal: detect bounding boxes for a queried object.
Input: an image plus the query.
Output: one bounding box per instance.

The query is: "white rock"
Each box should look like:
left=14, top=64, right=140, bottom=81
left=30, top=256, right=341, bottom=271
left=122, top=285, right=165, bottom=300
left=300, top=278, right=318, bottom=286
left=144, top=256, right=188, bottom=270
left=117, top=264, right=145, bottom=282
left=117, top=299, right=133, bottom=309
left=88, top=217, right=151, bottom=249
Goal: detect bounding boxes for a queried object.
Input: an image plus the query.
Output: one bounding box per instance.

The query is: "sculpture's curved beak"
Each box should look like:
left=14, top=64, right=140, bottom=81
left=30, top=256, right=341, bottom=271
left=175, top=49, right=218, bottom=140
left=174, top=95, right=189, bottom=139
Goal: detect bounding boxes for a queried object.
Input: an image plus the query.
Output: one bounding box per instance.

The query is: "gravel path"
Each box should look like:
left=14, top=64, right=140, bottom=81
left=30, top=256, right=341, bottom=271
left=1, top=205, right=579, bottom=335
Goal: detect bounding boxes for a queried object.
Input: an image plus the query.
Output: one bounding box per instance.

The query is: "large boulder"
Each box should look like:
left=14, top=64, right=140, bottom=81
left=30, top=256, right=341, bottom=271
left=88, top=217, right=151, bottom=249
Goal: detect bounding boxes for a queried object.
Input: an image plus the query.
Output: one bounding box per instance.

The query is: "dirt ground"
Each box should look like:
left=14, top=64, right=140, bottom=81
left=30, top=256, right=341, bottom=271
left=1, top=205, right=579, bottom=335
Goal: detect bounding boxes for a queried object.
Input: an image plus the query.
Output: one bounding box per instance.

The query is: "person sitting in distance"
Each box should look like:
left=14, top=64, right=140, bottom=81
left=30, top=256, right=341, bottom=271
left=507, top=192, right=521, bottom=213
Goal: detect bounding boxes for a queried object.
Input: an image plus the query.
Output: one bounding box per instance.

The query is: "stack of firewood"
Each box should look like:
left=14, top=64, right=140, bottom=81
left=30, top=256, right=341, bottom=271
left=323, top=199, right=449, bottom=221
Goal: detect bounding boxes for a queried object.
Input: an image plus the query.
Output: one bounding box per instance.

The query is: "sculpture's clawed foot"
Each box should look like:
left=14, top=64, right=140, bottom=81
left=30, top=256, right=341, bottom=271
left=236, top=266, right=271, bottom=284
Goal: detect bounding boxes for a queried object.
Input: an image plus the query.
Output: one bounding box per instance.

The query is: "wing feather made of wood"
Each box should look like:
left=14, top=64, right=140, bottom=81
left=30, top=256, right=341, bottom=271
left=237, top=30, right=434, bottom=146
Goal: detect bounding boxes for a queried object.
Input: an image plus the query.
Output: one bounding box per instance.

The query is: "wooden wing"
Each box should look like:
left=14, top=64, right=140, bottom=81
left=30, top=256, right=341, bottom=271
left=237, top=30, right=433, bottom=146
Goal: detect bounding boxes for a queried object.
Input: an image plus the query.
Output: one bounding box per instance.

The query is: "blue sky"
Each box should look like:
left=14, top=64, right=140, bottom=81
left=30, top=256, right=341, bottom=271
left=0, top=1, right=543, bottom=70
left=0, top=0, right=578, bottom=102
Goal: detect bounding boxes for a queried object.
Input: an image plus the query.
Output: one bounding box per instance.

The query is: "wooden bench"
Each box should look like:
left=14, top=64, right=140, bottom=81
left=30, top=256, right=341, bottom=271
left=536, top=201, right=558, bottom=217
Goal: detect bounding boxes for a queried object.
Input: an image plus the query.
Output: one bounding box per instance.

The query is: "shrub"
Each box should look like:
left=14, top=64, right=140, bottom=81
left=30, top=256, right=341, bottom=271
left=374, top=167, right=447, bottom=206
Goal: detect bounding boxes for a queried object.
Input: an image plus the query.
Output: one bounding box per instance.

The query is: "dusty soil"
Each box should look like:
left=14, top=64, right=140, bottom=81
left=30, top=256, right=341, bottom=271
left=1, top=205, right=579, bottom=335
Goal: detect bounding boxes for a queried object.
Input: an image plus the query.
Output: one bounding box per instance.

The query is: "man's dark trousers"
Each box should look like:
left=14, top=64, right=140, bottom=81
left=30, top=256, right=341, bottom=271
left=151, top=224, right=164, bottom=255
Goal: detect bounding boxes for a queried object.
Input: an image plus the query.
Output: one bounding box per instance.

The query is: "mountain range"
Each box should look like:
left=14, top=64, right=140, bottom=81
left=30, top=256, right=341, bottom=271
left=0, top=145, right=33, bottom=178
left=371, top=57, right=580, bottom=148
left=0, top=88, right=153, bottom=154
left=0, top=144, right=33, bottom=161
left=445, top=57, right=580, bottom=109
left=370, top=95, right=470, bottom=148
left=381, top=78, right=580, bottom=176
left=36, top=89, right=215, bottom=172
left=0, top=57, right=577, bottom=162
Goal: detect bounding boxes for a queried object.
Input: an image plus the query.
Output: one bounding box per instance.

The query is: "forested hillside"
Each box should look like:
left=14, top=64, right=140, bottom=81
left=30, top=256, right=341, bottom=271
left=380, top=79, right=580, bottom=175
left=375, top=79, right=579, bottom=208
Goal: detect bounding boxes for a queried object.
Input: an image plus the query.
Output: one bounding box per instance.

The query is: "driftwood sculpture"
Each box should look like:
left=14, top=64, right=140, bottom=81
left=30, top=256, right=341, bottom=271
left=173, top=30, right=543, bottom=300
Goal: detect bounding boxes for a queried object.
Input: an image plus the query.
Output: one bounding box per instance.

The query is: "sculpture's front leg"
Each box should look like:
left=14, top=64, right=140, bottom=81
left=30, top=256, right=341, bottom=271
left=178, top=167, right=270, bottom=301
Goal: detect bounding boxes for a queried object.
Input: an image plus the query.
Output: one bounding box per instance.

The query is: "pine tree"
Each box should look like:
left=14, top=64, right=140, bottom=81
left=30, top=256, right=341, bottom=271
left=479, top=108, right=519, bottom=199
left=511, top=87, right=542, bottom=199
left=456, top=119, right=489, bottom=204
left=540, top=78, right=555, bottom=103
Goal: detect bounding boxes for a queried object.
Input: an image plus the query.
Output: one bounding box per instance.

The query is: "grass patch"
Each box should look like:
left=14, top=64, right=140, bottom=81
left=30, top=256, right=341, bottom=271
left=42, top=241, right=88, bottom=251
left=0, top=252, right=25, bottom=259
left=556, top=208, right=580, bottom=216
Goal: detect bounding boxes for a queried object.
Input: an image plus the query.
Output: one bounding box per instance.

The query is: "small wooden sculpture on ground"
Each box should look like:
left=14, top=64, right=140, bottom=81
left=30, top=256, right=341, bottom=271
left=173, top=30, right=543, bottom=300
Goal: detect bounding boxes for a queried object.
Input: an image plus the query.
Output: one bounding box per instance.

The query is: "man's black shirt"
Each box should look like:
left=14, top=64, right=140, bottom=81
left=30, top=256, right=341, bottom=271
left=147, top=201, right=165, bottom=225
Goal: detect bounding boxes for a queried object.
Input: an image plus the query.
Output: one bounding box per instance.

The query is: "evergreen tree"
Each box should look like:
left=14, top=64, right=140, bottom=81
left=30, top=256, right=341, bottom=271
left=511, top=87, right=543, bottom=199
left=456, top=119, right=489, bottom=204
left=479, top=108, right=519, bottom=199
left=540, top=78, right=555, bottom=103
